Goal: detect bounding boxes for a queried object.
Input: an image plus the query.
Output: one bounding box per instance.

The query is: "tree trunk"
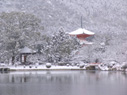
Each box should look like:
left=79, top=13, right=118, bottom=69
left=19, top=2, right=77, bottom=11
left=12, top=56, right=15, bottom=65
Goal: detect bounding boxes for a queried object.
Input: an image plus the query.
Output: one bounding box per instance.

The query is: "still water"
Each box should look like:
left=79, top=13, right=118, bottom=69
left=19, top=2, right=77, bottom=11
left=0, top=71, right=127, bottom=95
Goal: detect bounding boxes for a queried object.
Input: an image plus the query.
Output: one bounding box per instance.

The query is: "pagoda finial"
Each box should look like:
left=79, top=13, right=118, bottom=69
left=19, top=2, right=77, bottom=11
left=81, top=16, right=83, bottom=28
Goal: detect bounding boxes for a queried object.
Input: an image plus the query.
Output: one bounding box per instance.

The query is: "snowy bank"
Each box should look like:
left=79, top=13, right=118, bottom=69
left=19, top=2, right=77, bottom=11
left=0, top=62, right=127, bottom=72
left=8, top=65, right=85, bottom=71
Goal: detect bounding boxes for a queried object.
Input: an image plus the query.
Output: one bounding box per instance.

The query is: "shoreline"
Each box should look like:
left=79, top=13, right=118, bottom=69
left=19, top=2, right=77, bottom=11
left=0, top=65, right=85, bottom=72
left=0, top=65, right=127, bottom=72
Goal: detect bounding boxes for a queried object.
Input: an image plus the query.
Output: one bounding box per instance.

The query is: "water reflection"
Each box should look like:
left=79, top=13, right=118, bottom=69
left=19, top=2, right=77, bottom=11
left=0, top=71, right=127, bottom=95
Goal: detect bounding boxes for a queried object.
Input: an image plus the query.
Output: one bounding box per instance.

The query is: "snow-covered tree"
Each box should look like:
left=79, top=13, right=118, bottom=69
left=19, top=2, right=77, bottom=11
left=0, top=12, right=43, bottom=64
left=40, top=28, right=80, bottom=64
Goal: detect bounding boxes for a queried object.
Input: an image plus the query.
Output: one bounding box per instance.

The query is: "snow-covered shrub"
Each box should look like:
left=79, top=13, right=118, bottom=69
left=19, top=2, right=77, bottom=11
left=79, top=64, right=84, bottom=68
left=46, top=63, right=52, bottom=68
left=76, top=64, right=79, bottom=67
left=79, top=62, right=85, bottom=68
left=29, top=65, right=32, bottom=68
left=66, top=64, right=70, bottom=67
left=121, top=62, right=127, bottom=70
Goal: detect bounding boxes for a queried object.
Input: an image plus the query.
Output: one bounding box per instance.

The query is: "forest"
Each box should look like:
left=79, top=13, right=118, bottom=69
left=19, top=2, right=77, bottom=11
left=0, top=0, right=127, bottom=65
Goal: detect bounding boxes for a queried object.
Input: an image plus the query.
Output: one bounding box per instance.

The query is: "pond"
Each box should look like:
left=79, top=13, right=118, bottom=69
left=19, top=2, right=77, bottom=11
left=0, top=71, right=127, bottom=95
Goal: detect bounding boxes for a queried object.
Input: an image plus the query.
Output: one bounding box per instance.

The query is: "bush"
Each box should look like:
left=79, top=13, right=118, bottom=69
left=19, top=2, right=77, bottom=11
left=46, top=63, right=51, bottom=68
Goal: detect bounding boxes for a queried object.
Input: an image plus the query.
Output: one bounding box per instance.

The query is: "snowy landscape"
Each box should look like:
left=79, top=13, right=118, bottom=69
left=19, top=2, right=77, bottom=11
left=0, top=0, right=127, bottom=72
left=0, top=1, right=127, bottom=95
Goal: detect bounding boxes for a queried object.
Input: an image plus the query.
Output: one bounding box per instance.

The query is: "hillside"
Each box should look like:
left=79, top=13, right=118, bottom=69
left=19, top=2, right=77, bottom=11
left=0, top=0, right=127, bottom=34
left=0, top=0, right=127, bottom=64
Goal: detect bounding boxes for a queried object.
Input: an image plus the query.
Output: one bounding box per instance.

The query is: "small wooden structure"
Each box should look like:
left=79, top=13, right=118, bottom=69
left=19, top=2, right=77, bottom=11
left=20, top=47, right=36, bottom=64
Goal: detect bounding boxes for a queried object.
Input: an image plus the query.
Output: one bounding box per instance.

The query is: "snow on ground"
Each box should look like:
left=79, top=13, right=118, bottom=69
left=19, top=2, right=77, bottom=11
left=0, top=62, right=127, bottom=71
left=8, top=65, right=85, bottom=71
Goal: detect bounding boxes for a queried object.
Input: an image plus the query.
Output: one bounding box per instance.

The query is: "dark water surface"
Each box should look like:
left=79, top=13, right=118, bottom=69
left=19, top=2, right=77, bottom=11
left=0, top=71, right=127, bottom=95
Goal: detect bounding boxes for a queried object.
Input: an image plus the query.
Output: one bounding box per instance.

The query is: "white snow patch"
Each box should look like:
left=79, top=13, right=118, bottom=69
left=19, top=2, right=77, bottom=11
left=69, top=28, right=95, bottom=35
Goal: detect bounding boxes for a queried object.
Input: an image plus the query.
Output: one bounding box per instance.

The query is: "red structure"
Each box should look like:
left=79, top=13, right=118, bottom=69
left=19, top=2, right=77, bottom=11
left=69, top=28, right=95, bottom=45
left=77, top=34, right=92, bottom=40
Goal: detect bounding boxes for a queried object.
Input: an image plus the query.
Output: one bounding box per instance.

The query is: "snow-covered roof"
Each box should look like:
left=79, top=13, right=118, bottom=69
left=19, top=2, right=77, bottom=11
left=20, top=47, right=33, bottom=54
left=69, top=28, right=95, bottom=35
